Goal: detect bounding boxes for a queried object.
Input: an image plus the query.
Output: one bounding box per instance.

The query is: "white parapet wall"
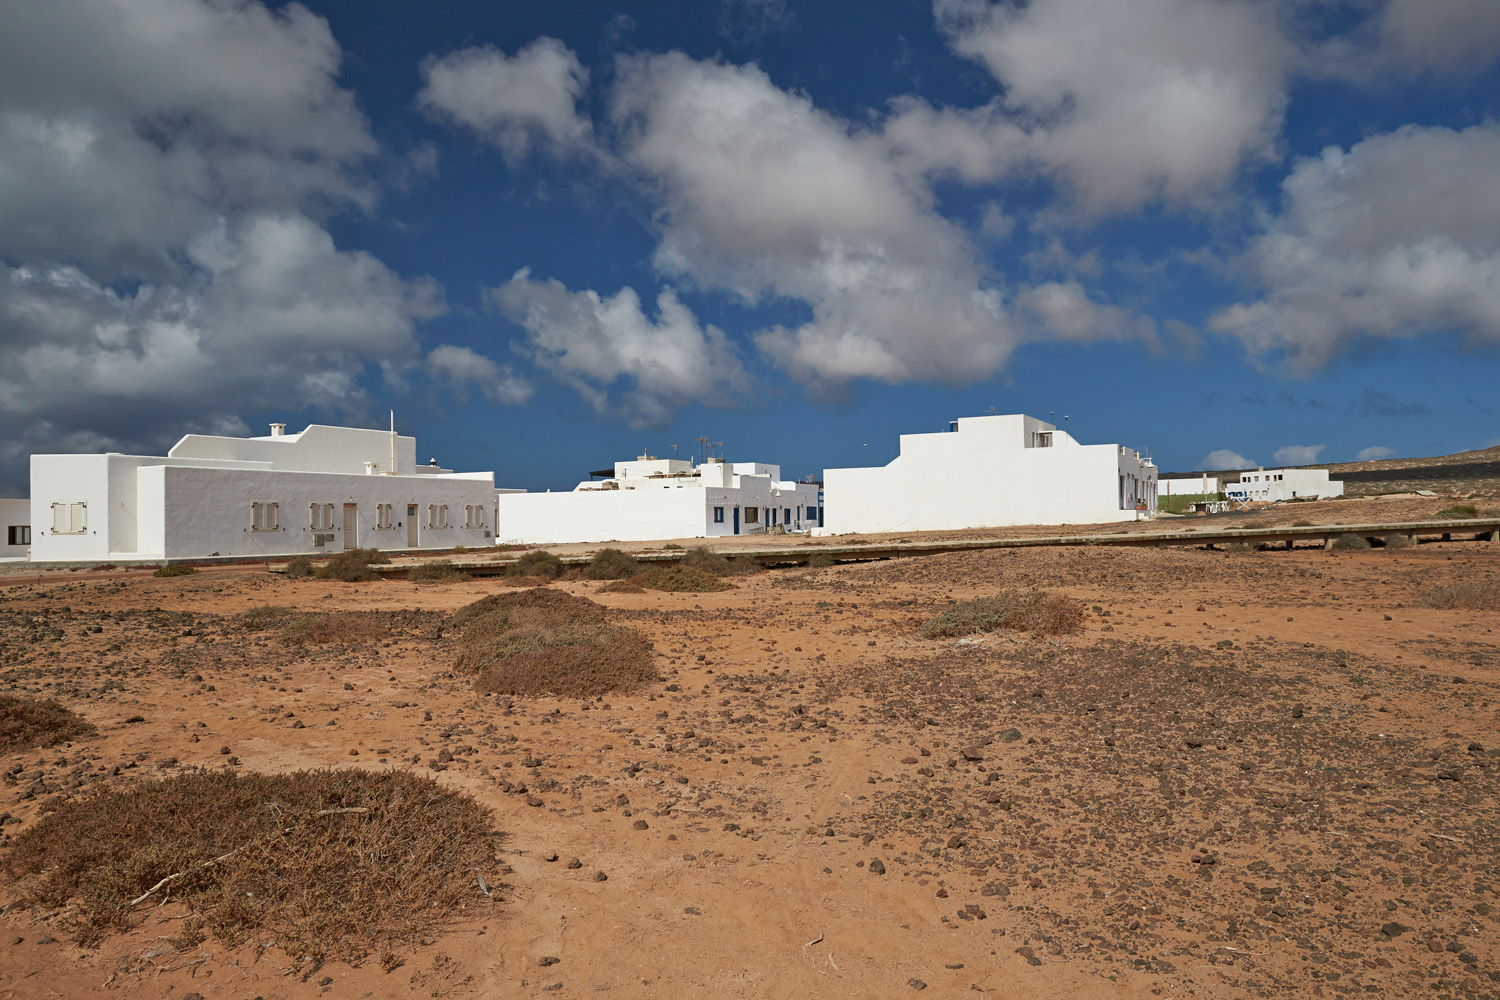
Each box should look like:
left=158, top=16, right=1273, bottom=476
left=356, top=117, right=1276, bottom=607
left=819, top=413, right=1155, bottom=534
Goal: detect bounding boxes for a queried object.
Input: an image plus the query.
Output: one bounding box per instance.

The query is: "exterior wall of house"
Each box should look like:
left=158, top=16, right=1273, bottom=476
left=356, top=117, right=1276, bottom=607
left=1227, top=468, right=1344, bottom=502
left=818, top=414, right=1156, bottom=534
left=1, top=498, right=31, bottom=558
left=153, top=466, right=495, bottom=559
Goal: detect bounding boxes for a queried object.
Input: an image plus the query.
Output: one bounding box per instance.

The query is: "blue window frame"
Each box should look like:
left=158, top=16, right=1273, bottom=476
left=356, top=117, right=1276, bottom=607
left=713, top=506, right=724, bottom=523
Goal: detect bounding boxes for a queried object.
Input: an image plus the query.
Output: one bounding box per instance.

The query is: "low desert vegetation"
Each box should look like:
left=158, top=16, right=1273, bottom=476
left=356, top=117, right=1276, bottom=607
left=920, top=589, right=1085, bottom=639
left=237, top=605, right=293, bottom=629
left=509, top=549, right=563, bottom=579
left=0, top=695, right=97, bottom=753
left=453, top=588, right=656, bottom=697
left=5, top=769, right=501, bottom=965
left=1381, top=534, right=1416, bottom=549
left=152, top=564, right=196, bottom=578
left=1435, top=504, right=1481, bottom=519
left=583, top=547, right=639, bottom=580
left=318, top=547, right=391, bottom=582
left=283, top=556, right=313, bottom=579
left=598, top=579, right=646, bottom=594
left=1419, top=579, right=1500, bottom=611
left=634, top=565, right=736, bottom=592
left=278, top=612, right=386, bottom=646
left=1331, top=534, right=1371, bottom=551
left=679, top=546, right=761, bottom=577
left=407, top=560, right=469, bottom=583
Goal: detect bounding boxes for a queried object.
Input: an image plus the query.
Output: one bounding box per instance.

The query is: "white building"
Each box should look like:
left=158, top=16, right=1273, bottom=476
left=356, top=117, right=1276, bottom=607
left=1225, top=467, right=1344, bottom=503
left=495, top=454, right=822, bottom=546
left=818, top=414, right=1156, bottom=535
left=29, top=423, right=498, bottom=563
left=1, top=498, right=29, bottom=559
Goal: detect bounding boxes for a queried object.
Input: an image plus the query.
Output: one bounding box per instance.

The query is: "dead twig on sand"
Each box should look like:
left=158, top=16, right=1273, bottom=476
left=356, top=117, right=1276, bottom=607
left=129, top=846, right=246, bottom=907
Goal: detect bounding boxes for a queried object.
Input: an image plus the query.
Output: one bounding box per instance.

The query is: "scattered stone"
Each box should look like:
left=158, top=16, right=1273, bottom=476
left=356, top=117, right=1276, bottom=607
left=869, top=858, right=886, bottom=875
left=632, top=819, right=649, bottom=830
left=593, top=870, right=608, bottom=881
left=539, top=956, right=560, bottom=967
left=907, top=978, right=927, bottom=990
left=566, top=857, right=582, bottom=869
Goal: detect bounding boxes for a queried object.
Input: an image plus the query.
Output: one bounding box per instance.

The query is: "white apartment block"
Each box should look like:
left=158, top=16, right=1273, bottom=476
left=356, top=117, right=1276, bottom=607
left=495, top=454, right=822, bottom=546
left=28, top=423, right=497, bottom=563
left=819, top=413, right=1157, bottom=535
left=1225, top=467, right=1345, bottom=503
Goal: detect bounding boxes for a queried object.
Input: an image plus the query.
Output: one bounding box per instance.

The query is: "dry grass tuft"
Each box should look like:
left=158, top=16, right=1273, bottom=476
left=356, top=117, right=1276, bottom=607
left=0, top=695, right=96, bottom=753
left=583, top=547, right=639, bottom=580
left=1435, top=504, right=1481, bottom=519
left=408, top=560, right=470, bottom=583
left=5, top=769, right=501, bottom=963
left=500, top=574, right=553, bottom=588
left=1331, top=534, right=1371, bottom=551
left=153, top=564, right=197, bottom=578
left=1381, top=534, right=1416, bottom=549
left=453, top=589, right=656, bottom=697
left=1418, top=579, right=1500, bottom=611
left=598, top=579, right=646, bottom=594
left=679, top=546, right=761, bottom=577
left=279, top=612, right=387, bottom=646
left=284, top=556, right=313, bottom=579
left=920, top=590, right=1085, bottom=639
left=634, top=566, right=736, bottom=593
left=237, top=605, right=293, bottom=629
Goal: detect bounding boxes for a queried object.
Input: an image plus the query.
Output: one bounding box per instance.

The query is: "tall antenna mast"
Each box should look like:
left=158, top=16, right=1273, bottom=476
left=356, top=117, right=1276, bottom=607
left=389, top=409, right=396, bottom=474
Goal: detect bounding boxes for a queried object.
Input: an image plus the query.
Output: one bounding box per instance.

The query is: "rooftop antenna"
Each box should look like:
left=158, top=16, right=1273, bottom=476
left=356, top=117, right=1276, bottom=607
left=696, top=436, right=710, bottom=463
left=714, top=440, right=724, bottom=460
left=389, top=409, right=396, bottom=474
left=670, top=443, right=679, bottom=459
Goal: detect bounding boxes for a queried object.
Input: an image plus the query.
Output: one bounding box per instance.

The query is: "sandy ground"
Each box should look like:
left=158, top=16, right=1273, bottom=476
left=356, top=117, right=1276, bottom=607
left=1, top=528, right=1498, bottom=999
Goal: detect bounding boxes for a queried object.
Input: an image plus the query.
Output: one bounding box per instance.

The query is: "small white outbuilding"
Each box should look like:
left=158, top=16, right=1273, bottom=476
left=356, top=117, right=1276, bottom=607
left=1225, top=467, right=1344, bottom=503
left=1, top=498, right=29, bottom=559
left=495, top=454, right=822, bottom=545
left=818, top=413, right=1156, bottom=534
left=28, top=423, right=498, bottom=563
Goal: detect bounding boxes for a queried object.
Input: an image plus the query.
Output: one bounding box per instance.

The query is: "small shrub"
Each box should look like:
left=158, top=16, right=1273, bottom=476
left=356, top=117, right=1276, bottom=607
left=321, top=550, right=377, bottom=582
left=280, top=613, right=386, bottom=646
left=452, top=545, right=468, bottom=554
left=510, top=549, right=563, bottom=579
left=806, top=553, right=835, bottom=569
left=636, top=566, right=736, bottom=593
left=349, top=547, right=392, bottom=565
left=1330, top=534, right=1371, bottom=550
left=284, top=557, right=313, bottom=580
left=679, top=546, right=730, bottom=574
left=0, top=695, right=96, bottom=753
left=1291, top=520, right=1313, bottom=527
left=583, top=547, right=639, bottom=580
left=4, top=769, right=501, bottom=962
left=1435, top=504, right=1480, bottom=519
left=1419, top=580, right=1500, bottom=611
left=453, top=589, right=656, bottom=697
left=663, top=543, right=683, bottom=550
left=408, top=561, right=470, bottom=583
left=920, top=590, right=1085, bottom=639
left=501, top=575, right=553, bottom=588
left=153, top=564, right=196, bottom=578
left=598, top=579, right=646, bottom=594
left=1381, top=534, right=1416, bottom=549
left=237, top=605, right=293, bottom=629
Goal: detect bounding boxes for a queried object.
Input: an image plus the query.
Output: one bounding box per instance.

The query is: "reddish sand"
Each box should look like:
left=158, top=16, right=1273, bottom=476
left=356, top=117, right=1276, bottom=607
left=1, top=530, right=1497, bottom=999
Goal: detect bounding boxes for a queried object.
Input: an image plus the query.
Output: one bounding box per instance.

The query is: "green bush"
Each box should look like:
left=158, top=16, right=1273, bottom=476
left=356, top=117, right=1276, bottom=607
left=152, top=564, right=196, bottom=578
left=510, top=549, right=563, bottom=579
left=584, top=547, right=639, bottom=580
left=408, top=561, right=469, bottom=583
left=1435, top=504, right=1481, bottom=519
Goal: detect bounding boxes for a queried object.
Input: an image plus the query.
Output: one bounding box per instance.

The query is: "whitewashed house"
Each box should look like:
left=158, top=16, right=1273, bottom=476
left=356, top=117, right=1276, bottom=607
left=818, top=413, right=1156, bottom=535
left=1, top=498, right=29, bottom=559
left=1159, top=474, right=1225, bottom=497
left=29, top=423, right=498, bottom=563
left=1225, top=467, right=1344, bottom=503
left=495, top=454, right=822, bottom=546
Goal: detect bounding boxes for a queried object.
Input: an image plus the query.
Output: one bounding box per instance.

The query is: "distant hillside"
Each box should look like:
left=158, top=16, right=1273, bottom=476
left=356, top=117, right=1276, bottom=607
left=1163, top=445, right=1500, bottom=497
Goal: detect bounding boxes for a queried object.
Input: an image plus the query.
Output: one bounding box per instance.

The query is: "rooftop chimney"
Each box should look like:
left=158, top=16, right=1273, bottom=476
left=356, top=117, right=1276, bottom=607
left=269, top=423, right=286, bottom=437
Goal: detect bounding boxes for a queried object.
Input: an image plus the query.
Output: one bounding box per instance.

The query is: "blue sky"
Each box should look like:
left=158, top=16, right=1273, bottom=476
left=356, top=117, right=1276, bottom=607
left=2, top=0, right=1499, bottom=494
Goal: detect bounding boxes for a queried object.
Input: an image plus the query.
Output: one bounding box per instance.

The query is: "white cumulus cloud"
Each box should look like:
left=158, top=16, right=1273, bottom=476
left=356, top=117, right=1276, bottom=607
left=1355, top=445, right=1397, bottom=462
left=489, top=269, right=750, bottom=427
left=1273, top=443, right=1326, bottom=466
left=418, top=37, right=594, bottom=162
left=1211, top=123, right=1500, bottom=370
left=1201, top=448, right=1256, bottom=470
left=425, top=344, right=532, bottom=405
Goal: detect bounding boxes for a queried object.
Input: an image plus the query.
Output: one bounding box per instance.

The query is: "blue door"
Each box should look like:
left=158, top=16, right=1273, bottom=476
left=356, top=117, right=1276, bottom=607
left=733, top=507, right=740, bottom=534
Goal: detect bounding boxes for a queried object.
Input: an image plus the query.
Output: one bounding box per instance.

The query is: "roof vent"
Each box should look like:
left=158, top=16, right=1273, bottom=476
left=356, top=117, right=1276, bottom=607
left=269, top=423, right=286, bottom=437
